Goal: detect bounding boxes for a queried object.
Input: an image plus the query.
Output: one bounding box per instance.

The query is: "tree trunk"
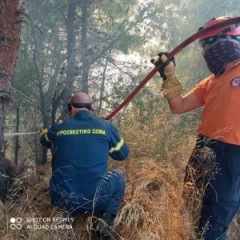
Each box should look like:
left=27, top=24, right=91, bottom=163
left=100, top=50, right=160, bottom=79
left=80, top=1, right=91, bottom=93
left=66, top=0, right=77, bottom=93
left=97, top=52, right=110, bottom=115
left=14, top=106, right=20, bottom=165
left=59, top=0, right=77, bottom=122
left=0, top=0, right=23, bottom=201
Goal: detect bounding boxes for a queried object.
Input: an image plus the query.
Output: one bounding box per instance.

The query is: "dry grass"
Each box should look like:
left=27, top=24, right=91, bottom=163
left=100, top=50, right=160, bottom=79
left=116, top=158, right=193, bottom=240
left=1, top=159, right=193, bottom=240
left=1, top=110, right=240, bottom=239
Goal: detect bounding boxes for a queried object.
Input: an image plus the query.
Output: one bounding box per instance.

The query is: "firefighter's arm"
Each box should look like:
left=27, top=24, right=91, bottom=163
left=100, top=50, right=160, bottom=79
left=167, top=92, right=202, bottom=114
left=39, top=124, right=60, bottom=149
left=160, top=53, right=203, bottom=113
left=151, top=53, right=202, bottom=113
left=109, top=124, right=129, bottom=161
left=40, top=128, right=53, bottom=148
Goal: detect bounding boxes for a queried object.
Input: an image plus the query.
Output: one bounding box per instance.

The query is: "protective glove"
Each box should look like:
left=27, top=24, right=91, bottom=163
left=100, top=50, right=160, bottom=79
left=39, top=128, right=48, bottom=136
left=150, top=52, right=175, bottom=80
left=151, top=52, right=183, bottom=99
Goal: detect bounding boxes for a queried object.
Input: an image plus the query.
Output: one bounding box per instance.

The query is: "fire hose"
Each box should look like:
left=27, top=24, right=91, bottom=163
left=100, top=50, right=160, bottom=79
left=4, top=17, right=240, bottom=136
left=105, top=16, right=240, bottom=120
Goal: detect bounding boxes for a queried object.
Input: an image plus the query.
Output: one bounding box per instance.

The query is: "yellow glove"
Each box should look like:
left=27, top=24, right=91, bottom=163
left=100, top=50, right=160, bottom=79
left=151, top=53, right=183, bottom=99
left=39, top=128, right=48, bottom=136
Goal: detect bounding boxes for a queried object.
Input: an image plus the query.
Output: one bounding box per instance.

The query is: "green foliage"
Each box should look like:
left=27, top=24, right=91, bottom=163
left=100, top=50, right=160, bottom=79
left=4, top=1, right=240, bottom=239
left=92, top=0, right=137, bottom=29
left=10, top=0, right=240, bottom=160
left=13, top=62, right=37, bottom=95
left=116, top=34, right=143, bottom=54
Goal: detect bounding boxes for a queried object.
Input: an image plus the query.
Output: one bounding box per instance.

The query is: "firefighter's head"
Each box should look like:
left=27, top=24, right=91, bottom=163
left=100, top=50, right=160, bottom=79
left=198, top=16, right=240, bottom=76
left=67, top=92, right=93, bottom=116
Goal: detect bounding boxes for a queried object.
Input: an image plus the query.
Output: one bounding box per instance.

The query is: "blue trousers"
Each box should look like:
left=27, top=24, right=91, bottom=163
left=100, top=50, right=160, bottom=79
left=185, top=135, right=240, bottom=240
left=92, top=169, right=126, bottom=215
left=50, top=169, right=126, bottom=216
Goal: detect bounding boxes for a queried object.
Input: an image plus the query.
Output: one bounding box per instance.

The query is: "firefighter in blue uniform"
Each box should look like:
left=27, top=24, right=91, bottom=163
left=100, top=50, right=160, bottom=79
left=40, top=92, right=129, bottom=239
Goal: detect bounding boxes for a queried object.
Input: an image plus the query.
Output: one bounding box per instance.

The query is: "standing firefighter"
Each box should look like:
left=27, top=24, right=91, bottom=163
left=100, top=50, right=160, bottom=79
left=40, top=92, right=129, bottom=239
left=152, top=16, right=240, bottom=239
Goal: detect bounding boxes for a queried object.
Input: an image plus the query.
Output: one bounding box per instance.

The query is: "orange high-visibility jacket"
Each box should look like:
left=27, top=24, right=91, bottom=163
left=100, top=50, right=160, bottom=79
left=191, top=62, right=240, bottom=145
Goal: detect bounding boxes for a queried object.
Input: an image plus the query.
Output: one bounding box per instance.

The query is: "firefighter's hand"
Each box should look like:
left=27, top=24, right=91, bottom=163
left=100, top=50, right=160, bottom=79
left=39, top=128, right=48, bottom=136
left=151, top=52, right=182, bottom=99
left=150, top=52, right=175, bottom=80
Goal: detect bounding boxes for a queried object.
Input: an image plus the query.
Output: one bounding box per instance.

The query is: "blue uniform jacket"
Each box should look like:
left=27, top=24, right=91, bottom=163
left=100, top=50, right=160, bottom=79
left=40, top=111, right=129, bottom=203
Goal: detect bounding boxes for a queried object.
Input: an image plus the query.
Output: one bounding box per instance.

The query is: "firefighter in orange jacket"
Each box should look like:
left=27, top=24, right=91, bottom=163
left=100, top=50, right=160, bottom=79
left=152, top=16, right=240, bottom=240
